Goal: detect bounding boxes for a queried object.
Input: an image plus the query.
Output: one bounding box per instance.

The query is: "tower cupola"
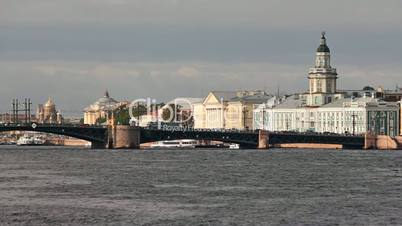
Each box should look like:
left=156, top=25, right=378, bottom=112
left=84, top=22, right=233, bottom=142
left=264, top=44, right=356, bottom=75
left=306, top=32, right=341, bottom=106
left=317, top=32, right=330, bottom=53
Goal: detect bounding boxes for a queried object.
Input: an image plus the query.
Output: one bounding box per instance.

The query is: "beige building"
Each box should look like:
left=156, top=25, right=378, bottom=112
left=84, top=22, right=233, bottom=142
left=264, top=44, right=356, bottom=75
left=37, top=97, right=63, bottom=124
left=193, top=91, right=272, bottom=130
left=83, top=91, right=125, bottom=125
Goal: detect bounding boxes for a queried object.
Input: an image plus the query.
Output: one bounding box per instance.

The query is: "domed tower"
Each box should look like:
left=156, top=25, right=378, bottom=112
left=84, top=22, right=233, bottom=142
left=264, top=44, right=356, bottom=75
left=43, top=97, right=57, bottom=123
left=306, top=32, right=342, bottom=106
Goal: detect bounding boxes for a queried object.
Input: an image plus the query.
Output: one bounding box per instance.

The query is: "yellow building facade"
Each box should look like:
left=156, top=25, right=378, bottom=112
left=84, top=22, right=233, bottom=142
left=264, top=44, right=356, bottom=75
left=83, top=91, right=123, bottom=125
left=193, top=91, right=271, bottom=130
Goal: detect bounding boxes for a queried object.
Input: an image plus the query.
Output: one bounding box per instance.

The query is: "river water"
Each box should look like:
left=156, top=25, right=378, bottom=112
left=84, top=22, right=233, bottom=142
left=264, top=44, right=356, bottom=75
left=0, top=146, right=401, bottom=226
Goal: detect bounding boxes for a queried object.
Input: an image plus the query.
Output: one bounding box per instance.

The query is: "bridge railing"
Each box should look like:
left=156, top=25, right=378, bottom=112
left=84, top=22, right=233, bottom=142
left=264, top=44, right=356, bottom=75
left=267, top=130, right=364, bottom=137
left=0, top=122, right=106, bottom=129
left=141, top=126, right=364, bottom=137
left=142, top=126, right=257, bottom=134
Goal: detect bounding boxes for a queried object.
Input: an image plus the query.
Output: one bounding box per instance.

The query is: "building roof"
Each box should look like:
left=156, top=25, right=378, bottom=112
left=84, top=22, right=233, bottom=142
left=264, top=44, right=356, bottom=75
left=208, top=90, right=272, bottom=104
left=272, top=95, right=305, bottom=109
left=84, top=91, right=119, bottom=112
left=210, top=91, right=239, bottom=102
left=163, top=97, right=204, bottom=111
left=317, top=32, right=330, bottom=53
left=95, top=91, right=118, bottom=105
left=230, top=93, right=273, bottom=103
left=320, top=97, right=397, bottom=108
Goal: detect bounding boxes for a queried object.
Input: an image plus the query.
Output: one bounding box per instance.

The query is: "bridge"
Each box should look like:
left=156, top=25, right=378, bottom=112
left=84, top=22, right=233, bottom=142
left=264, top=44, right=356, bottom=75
left=0, top=124, right=108, bottom=148
left=0, top=123, right=367, bottom=149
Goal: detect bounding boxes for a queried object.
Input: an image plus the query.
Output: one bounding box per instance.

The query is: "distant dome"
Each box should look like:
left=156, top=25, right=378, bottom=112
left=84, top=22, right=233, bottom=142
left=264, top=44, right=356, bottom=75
left=85, top=90, right=119, bottom=112
left=363, top=86, right=375, bottom=91
left=317, top=32, right=330, bottom=53
left=95, top=91, right=118, bottom=105
left=44, top=97, right=55, bottom=107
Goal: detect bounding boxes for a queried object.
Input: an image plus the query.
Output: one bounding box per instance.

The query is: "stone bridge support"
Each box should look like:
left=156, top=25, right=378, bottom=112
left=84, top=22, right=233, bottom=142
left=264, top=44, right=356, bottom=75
left=109, top=125, right=140, bottom=149
left=364, top=133, right=377, bottom=150
left=91, top=141, right=107, bottom=149
left=258, top=130, right=269, bottom=149
left=364, top=133, right=402, bottom=150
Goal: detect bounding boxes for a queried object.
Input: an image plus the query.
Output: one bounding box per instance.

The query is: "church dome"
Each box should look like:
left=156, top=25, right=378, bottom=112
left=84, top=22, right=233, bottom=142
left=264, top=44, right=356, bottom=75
left=317, top=32, right=330, bottom=53
left=85, top=91, right=119, bottom=112
left=44, top=97, right=55, bottom=107
left=95, top=91, right=118, bottom=105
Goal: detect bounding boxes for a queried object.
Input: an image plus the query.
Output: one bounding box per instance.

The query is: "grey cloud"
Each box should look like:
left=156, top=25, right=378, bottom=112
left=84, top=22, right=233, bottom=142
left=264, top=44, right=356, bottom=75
left=1, top=0, right=402, bottom=30
left=0, top=0, right=401, bottom=116
left=1, top=25, right=402, bottom=65
left=0, top=61, right=400, bottom=116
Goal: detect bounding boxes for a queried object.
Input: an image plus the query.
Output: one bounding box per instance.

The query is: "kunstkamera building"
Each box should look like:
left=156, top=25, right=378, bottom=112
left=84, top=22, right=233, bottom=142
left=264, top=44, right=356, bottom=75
left=253, top=33, right=400, bottom=137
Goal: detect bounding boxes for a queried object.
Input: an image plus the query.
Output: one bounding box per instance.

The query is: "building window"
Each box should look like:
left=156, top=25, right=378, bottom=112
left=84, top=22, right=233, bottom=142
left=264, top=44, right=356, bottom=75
left=317, top=80, right=322, bottom=92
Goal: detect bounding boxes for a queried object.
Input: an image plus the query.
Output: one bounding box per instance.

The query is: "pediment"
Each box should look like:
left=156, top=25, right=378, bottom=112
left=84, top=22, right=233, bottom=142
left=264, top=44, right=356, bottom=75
left=203, top=92, right=221, bottom=105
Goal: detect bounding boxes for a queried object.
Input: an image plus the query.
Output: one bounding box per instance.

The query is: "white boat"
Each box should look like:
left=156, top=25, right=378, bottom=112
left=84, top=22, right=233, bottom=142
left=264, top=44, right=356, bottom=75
left=16, top=134, right=46, bottom=146
left=229, top=144, right=240, bottom=149
left=150, top=139, right=198, bottom=149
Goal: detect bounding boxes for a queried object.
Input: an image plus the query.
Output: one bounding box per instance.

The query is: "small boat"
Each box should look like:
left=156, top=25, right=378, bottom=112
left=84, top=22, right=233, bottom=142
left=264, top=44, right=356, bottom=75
left=150, top=139, right=198, bottom=149
left=0, top=141, right=16, bottom=145
left=16, top=134, right=46, bottom=146
left=229, top=144, right=240, bottom=149
left=194, top=144, right=229, bottom=149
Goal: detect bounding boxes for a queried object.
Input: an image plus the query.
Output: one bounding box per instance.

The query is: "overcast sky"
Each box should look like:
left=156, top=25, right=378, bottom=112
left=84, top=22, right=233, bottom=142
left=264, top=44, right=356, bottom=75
left=1, top=0, right=401, bottom=115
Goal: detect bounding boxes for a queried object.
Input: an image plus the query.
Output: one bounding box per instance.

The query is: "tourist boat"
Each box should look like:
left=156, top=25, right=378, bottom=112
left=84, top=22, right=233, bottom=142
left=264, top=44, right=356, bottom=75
left=16, top=134, right=46, bottom=146
left=194, top=143, right=229, bottom=149
left=150, top=139, right=198, bottom=149
left=0, top=141, right=16, bottom=145
left=229, top=144, right=240, bottom=149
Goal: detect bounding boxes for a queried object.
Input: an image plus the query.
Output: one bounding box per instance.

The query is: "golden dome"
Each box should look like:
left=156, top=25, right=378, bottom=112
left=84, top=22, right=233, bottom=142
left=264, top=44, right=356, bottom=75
left=44, top=97, right=55, bottom=107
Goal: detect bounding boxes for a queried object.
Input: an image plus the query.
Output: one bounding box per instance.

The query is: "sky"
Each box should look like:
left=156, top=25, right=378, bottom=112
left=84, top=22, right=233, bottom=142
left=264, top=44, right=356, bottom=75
left=1, top=0, right=402, bottom=116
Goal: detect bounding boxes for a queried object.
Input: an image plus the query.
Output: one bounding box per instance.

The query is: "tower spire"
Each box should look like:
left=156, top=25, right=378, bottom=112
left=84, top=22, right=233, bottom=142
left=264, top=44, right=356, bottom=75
left=320, top=31, right=326, bottom=45
left=317, top=31, right=330, bottom=53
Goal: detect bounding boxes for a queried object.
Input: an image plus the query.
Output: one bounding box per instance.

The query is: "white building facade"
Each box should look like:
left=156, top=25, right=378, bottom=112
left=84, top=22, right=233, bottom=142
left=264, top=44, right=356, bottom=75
left=253, top=33, right=400, bottom=137
left=254, top=96, right=400, bottom=136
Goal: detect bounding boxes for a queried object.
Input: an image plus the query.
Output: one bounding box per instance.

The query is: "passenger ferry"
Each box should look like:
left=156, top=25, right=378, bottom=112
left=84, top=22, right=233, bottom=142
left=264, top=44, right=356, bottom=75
left=16, top=134, right=46, bottom=146
left=229, top=144, right=240, bottom=149
left=150, top=139, right=198, bottom=149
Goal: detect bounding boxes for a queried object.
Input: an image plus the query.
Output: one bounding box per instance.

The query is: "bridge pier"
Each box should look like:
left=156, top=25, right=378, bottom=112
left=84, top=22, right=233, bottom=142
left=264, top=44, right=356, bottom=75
left=364, top=133, right=401, bottom=150
left=364, top=133, right=376, bottom=150
left=91, top=141, right=107, bottom=149
left=258, top=130, right=269, bottom=149
left=110, top=125, right=140, bottom=149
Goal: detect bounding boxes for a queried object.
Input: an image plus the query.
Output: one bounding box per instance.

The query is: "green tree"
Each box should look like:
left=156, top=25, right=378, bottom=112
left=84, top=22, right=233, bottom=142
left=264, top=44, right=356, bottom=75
left=162, top=104, right=181, bottom=122
left=115, top=104, right=148, bottom=125
left=131, top=104, right=148, bottom=118
left=181, top=112, right=194, bottom=127
left=115, top=108, right=130, bottom=125
left=96, top=117, right=107, bottom=125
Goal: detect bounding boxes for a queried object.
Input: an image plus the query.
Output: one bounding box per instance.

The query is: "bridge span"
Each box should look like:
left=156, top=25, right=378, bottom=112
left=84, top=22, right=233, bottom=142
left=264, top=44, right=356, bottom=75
left=0, top=123, right=368, bottom=149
